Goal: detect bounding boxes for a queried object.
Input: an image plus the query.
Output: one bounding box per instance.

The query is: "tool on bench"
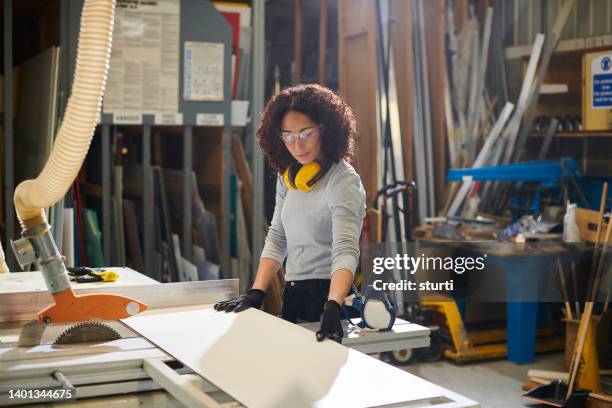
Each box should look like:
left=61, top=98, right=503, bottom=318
left=344, top=285, right=397, bottom=331
left=68, top=267, right=118, bottom=283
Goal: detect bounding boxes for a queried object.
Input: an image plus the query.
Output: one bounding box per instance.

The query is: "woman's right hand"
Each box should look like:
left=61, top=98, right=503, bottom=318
left=213, top=289, right=266, bottom=313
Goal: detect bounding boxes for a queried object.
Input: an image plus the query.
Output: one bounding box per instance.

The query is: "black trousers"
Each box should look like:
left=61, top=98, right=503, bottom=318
left=281, top=279, right=330, bottom=323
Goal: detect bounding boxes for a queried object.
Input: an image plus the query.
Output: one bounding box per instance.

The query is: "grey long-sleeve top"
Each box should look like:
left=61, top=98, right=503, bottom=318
left=260, top=159, right=367, bottom=281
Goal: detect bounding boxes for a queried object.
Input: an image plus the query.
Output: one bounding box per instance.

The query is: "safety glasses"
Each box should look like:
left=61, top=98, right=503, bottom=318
left=280, top=125, right=324, bottom=144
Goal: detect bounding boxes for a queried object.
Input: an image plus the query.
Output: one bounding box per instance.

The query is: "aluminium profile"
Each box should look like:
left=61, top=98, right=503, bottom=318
left=444, top=67, right=459, bottom=168
left=500, top=33, right=545, bottom=164
left=416, top=0, right=436, bottom=217
left=411, top=0, right=428, bottom=225
left=465, top=28, right=481, bottom=164
left=446, top=102, right=514, bottom=216
left=466, top=8, right=493, bottom=165
left=537, top=117, right=559, bottom=160
left=513, top=0, right=577, bottom=162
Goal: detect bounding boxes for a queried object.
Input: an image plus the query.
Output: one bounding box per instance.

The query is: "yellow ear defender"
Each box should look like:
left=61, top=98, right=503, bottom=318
left=283, top=161, right=332, bottom=192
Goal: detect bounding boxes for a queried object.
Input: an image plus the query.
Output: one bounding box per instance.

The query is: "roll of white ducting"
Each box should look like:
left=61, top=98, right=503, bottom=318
left=14, top=0, right=115, bottom=226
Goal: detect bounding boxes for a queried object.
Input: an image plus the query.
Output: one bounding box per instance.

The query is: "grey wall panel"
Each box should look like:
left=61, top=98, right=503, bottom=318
left=505, top=0, right=610, bottom=46
left=576, top=0, right=593, bottom=38
left=179, top=0, right=232, bottom=125
left=65, top=0, right=232, bottom=126
left=517, top=0, right=530, bottom=45
left=593, top=0, right=609, bottom=36
left=562, top=0, right=578, bottom=39
left=530, top=0, right=543, bottom=43
left=546, top=0, right=561, bottom=34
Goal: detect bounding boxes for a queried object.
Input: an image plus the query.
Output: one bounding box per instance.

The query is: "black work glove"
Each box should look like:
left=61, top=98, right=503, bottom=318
left=213, top=289, right=265, bottom=313
left=316, top=300, right=344, bottom=344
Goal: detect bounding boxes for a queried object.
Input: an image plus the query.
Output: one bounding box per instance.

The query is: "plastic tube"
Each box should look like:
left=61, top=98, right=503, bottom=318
left=13, top=0, right=115, bottom=226
left=7, top=0, right=148, bottom=323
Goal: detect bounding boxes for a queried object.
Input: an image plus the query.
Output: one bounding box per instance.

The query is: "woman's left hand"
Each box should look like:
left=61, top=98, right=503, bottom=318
left=316, top=300, right=344, bottom=343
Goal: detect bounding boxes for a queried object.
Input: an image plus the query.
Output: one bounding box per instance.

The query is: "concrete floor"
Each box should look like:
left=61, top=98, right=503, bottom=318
left=401, top=352, right=566, bottom=408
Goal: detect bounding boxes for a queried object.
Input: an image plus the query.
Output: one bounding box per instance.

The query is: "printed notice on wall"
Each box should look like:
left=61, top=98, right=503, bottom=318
left=592, top=54, right=612, bottom=109
left=184, top=42, right=224, bottom=101
left=103, top=0, right=180, bottom=114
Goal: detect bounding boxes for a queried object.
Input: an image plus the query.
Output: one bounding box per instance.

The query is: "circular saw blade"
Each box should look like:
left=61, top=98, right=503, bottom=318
left=54, top=322, right=122, bottom=345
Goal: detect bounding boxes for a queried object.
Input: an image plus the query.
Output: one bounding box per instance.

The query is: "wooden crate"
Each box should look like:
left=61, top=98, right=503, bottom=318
left=575, top=207, right=612, bottom=243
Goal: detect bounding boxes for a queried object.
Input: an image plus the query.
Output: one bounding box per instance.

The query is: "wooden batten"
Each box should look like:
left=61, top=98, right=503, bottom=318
left=338, top=0, right=378, bottom=202
left=390, top=0, right=414, bottom=184
left=422, top=0, right=447, bottom=214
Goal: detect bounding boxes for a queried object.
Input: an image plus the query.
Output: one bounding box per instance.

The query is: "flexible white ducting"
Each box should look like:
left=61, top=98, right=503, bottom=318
left=14, top=0, right=115, bottom=225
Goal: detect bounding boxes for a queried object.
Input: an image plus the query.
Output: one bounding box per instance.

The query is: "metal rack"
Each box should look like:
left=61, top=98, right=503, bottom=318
left=61, top=0, right=233, bottom=277
left=251, top=0, right=265, bottom=273
left=3, top=0, right=15, bottom=271
left=2, top=0, right=266, bottom=280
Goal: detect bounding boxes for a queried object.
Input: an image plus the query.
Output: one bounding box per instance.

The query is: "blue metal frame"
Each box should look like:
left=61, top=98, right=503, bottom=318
left=447, top=158, right=579, bottom=183
left=447, top=158, right=581, bottom=216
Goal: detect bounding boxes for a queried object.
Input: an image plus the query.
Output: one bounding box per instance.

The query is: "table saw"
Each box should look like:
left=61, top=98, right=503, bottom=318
left=0, top=269, right=478, bottom=407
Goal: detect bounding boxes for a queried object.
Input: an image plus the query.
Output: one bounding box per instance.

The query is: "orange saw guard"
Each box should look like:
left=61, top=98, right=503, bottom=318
left=37, top=287, right=148, bottom=324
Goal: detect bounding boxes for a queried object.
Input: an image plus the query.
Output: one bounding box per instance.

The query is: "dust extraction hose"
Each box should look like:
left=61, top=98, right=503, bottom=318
left=6, top=0, right=147, bottom=323
left=14, top=0, right=115, bottom=227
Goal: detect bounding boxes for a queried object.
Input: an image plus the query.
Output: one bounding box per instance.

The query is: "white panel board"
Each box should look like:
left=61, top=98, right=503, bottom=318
left=123, top=307, right=478, bottom=408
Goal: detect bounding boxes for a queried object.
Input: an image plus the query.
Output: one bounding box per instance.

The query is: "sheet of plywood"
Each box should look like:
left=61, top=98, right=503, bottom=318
left=14, top=47, right=59, bottom=185
left=123, top=306, right=478, bottom=408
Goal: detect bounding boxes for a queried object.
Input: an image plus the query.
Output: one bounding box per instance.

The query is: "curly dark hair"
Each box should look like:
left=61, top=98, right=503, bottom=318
left=257, top=84, right=356, bottom=173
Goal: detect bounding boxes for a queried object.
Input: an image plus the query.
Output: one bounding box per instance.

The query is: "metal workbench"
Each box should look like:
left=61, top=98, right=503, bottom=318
left=300, top=318, right=430, bottom=355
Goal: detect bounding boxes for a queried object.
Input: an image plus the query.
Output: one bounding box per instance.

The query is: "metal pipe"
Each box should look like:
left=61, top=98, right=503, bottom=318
left=182, top=126, right=193, bottom=261
left=102, top=124, right=112, bottom=264
left=251, top=0, right=265, bottom=274
left=3, top=0, right=14, bottom=271
left=31, top=232, right=71, bottom=294
left=143, top=125, right=154, bottom=279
